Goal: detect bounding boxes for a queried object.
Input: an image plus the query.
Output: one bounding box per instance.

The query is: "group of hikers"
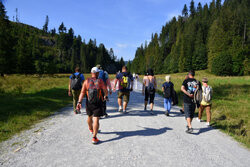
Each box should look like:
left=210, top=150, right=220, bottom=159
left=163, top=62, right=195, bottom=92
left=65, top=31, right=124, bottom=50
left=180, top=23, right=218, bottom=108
left=68, top=66, right=213, bottom=144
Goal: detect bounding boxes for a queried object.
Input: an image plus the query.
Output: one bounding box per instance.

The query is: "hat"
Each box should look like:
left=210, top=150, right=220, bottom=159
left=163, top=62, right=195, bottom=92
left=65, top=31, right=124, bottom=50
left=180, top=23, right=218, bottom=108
left=96, top=64, right=101, bottom=69
left=202, top=77, right=208, bottom=83
left=91, top=67, right=100, bottom=73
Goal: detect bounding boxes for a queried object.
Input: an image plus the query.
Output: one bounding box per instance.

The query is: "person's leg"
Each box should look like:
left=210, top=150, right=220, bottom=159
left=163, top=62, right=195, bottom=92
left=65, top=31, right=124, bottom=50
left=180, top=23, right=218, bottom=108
left=149, top=92, right=155, bottom=111
left=198, top=105, right=204, bottom=120
left=167, top=98, right=172, bottom=113
left=123, top=92, right=130, bottom=111
left=184, top=103, right=192, bottom=128
left=118, top=92, right=123, bottom=111
left=164, top=98, right=168, bottom=111
left=93, top=117, right=100, bottom=138
left=72, top=90, right=77, bottom=113
left=144, top=89, right=149, bottom=110
left=87, top=115, right=93, bottom=131
left=144, top=101, right=148, bottom=110
left=187, top=118, right=192, bottom=128
left=206, top=105, right=211, bottom=123
left=102, top=100, right=107, bottom=115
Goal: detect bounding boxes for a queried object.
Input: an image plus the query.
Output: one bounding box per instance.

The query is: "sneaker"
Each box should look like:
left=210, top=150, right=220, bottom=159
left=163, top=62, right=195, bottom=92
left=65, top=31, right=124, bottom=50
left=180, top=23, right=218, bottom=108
left=150, top=110, right=154, bottom=115
left=165, top=112, right=169, bottom=116
left=197, top=118, right=201, bottom=122
left=124, top=110, right=128, bottom=114
left=118, top=106, right=122, bottom=112
left=89, top=129, right=93, bottom=134
left=92, top=137, right=99, bottom=144
left=118, top=108, right=123, bottom=113
left=206, top=122, right=210, bottom=126
left=104, top=114, right=109, bottom=118
left=144, top=106, right=147, bottom=111
left=185, top=127, right=193, bottom=134
left=180, top=109, right=184, bottom=114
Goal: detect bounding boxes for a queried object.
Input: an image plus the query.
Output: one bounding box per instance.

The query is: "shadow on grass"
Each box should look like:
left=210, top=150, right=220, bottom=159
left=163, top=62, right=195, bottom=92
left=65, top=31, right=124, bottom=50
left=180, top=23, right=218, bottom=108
left=99, top=126, right=172, bottom=144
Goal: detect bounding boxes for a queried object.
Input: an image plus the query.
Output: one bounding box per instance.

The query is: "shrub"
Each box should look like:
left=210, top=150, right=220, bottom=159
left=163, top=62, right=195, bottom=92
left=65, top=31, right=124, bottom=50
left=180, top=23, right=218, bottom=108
left=212, top=52, right=233, bottom=76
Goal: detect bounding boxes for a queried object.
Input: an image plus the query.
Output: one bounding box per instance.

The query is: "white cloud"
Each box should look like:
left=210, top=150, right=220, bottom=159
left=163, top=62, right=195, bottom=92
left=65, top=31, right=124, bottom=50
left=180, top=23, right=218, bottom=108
left=116, top=43, right=128, bottom=48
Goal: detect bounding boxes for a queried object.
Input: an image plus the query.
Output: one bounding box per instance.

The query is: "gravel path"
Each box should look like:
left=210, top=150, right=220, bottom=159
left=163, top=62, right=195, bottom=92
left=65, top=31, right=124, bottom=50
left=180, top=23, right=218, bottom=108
left=0, top=81, right=249, bottom=167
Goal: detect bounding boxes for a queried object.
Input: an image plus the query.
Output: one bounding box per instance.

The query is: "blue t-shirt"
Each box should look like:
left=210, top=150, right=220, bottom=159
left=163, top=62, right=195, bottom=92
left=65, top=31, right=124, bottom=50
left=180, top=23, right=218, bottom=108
left=69, top=72, right=85, bottom=83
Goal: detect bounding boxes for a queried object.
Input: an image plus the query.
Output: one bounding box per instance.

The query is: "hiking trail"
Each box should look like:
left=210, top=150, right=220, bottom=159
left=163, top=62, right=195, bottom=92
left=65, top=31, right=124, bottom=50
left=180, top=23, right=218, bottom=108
left=0, top=81, right=249, bottom=167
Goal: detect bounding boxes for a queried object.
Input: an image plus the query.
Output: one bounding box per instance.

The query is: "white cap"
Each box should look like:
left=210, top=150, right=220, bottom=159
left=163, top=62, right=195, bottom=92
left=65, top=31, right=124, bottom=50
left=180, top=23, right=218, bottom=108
left=91, top=67, right=100, bottom=73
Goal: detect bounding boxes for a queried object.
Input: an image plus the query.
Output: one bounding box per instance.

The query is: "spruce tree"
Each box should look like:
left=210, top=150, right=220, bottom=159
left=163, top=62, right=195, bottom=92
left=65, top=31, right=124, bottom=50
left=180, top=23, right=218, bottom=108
left=43, top=15, right=49, bottom=33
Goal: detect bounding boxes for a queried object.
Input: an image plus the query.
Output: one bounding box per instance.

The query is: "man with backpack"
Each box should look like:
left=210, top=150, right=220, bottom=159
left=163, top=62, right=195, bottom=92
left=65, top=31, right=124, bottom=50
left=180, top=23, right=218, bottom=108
left=113, top=66, right=134, bottom=113
left=76, top=67, right=108, bottom=144
left=197, top=78, right=213, bottom=126
left=181, top=70, right=198, bottom=133
left=96, top=65, right=112, bottom=118
left=68, top=67, right=85, bottom=114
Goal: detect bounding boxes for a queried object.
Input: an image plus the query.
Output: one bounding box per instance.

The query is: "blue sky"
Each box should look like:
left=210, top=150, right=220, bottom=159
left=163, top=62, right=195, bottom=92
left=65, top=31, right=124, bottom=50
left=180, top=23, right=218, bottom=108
left=4, top=0, right=212, bottom=61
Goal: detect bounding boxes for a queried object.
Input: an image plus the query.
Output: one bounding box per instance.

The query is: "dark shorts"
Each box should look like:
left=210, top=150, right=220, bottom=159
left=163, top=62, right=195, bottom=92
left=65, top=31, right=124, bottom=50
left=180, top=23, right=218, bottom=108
left=184, top=103, right=196, bottom=119
left=118, top=91, right=130, bottom=102
left=144, top=87, right=155, bottom=104
left=86, top=100, right=103, bottom=117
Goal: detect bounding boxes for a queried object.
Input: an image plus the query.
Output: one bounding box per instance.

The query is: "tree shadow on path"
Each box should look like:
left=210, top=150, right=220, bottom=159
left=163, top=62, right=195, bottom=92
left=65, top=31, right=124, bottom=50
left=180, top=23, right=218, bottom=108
left=99, top=127, right=172, bottom=144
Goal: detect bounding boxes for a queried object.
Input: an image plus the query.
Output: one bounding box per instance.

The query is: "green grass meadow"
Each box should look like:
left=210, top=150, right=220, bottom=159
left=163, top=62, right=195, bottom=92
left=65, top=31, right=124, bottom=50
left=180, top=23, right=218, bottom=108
left=153, top=70, right=250, bottom=148
left=0, top=74, right=74, bottom=142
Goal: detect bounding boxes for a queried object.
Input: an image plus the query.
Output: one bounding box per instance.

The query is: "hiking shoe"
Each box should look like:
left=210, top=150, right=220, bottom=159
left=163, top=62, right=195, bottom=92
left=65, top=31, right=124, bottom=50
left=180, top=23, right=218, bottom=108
left=92, top=137, right=99, bottom=144
left=180, top=109, right=184, bottom=114
left=206, top=122, right=210, bottom=126
left=185, top=127, right=193, bottom=134
left=197, top=118, right=201, bottom=122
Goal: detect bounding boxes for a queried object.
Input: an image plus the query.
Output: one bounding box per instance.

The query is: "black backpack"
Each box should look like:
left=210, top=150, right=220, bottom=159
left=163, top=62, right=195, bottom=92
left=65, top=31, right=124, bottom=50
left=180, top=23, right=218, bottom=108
left=147, top=78, right=155, bottom=95
left=71, top=73, right=82, bottom=90
left=163, top=82, right=172, bottom=98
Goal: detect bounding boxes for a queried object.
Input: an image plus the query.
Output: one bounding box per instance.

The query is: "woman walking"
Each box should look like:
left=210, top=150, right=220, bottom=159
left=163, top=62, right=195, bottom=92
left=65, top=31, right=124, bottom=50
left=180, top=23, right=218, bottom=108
left=162, top=75, right=174, bottom=116
left=142, top=69, right=157, bottom=115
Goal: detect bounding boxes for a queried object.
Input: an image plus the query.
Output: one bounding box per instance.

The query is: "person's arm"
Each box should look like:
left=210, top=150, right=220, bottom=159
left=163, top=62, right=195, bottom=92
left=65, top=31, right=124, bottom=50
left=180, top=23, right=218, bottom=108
left=68, top=79, right=72, bottom=96
left=113, top=78, right=118, bottom=91
left=142, top=77, right=145, bottom=94
left=154, top=77, right=157, bottom=89
left=181, top=85, right=193, bottom=98
left=101, top=80, right=108, bottom=99
left=106, top=78, right=112, bottom=95
left=76, top=80, right=87, bottom=110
